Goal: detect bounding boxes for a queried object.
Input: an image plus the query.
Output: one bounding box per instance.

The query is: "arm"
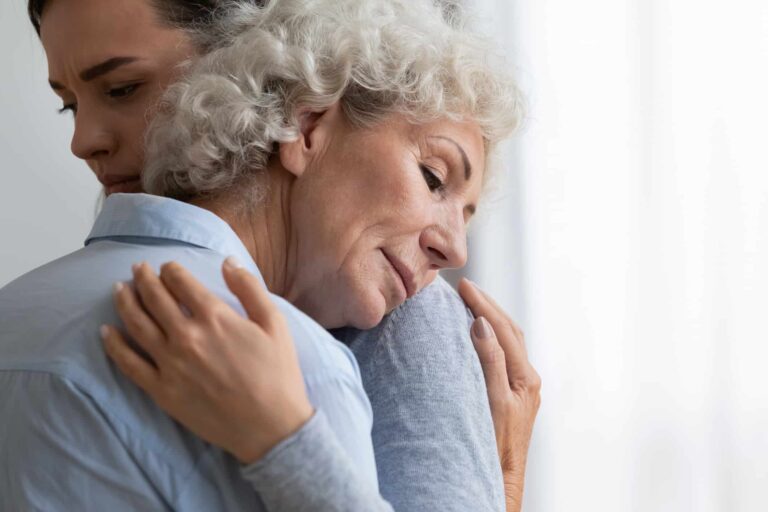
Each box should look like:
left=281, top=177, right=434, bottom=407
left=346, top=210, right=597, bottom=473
left=104, top=262, right=539, bottom=511
left=333, top=276, right=506, bottom=511
left=103, top=260, right=393, bottom=511
left=241, top=408, right=390, bottom=511
left=336, top=276, right=540, bottom=512
left=0, top=371, right=169, bottom=511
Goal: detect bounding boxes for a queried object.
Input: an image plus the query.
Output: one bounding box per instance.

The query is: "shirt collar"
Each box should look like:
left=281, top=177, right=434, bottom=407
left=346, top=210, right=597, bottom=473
left=85, top=193, right=260, bottom=275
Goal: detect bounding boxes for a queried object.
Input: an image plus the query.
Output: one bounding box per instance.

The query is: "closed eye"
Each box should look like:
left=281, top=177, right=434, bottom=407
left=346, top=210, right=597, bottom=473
left=420, top=164, right=444, bottom=192
left=108, top=83, right=141, bottom=99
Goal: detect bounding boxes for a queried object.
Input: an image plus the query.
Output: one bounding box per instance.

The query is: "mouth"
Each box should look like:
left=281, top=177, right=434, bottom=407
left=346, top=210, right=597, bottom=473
left=99, top=174, right=143, bottom=195
left=381, top=249, right=417, bottom=300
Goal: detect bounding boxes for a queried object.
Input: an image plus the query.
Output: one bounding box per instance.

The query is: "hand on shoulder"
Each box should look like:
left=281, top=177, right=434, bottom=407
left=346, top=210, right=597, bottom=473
left=459, top=278, right=541, bottom=512
left=101, top=258, right=313, bottom=464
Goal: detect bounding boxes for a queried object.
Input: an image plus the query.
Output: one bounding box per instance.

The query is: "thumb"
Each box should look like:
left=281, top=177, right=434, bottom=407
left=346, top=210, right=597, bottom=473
left=222, top=256, right=280, bottom=331
left=471, top=316, right=510, bottom=400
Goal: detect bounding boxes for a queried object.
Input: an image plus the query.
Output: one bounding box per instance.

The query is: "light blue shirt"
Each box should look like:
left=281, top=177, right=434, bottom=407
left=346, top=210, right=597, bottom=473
left=0, top=193, right=378, bottom=511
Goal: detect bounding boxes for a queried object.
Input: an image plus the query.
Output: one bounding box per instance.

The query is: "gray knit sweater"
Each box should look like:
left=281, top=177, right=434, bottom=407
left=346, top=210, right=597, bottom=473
left=242, top=276, right=505, bottom=511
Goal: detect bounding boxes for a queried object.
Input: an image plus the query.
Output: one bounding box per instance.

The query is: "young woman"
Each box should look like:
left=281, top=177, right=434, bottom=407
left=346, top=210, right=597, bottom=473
left=27, top=0, right=540, bottom=509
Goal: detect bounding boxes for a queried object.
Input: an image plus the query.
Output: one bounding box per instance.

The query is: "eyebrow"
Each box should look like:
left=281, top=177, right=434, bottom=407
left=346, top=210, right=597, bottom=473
left=428, top=135, right=472, bottom=181
left=49, top=56, right=141, bottom=90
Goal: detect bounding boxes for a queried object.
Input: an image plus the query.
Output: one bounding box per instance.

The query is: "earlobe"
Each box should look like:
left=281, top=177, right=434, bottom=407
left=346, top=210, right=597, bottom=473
left=278, top=138, right=307, bottom=178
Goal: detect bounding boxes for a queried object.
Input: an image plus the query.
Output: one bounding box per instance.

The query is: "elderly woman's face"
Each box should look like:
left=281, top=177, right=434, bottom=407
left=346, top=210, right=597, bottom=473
left=285, top=110, right=485, bottom=329
left=39, top=0, right=196, bottom=194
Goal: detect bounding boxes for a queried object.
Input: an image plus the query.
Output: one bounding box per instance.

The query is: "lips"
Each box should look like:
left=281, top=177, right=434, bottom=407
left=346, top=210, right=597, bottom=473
left=381, top=250, right=417, bottom=300
left=98, top=174, right=143, bottom=195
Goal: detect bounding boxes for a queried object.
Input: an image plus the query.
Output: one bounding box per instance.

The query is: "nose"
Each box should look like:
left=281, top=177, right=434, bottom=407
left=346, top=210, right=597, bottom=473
left=420, top=207, right=468, bottom=270
left=70, top=106, right=116, bottom=163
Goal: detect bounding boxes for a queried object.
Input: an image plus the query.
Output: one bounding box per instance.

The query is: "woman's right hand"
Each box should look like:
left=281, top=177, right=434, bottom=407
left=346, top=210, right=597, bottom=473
left=459, top=278, right=541, bottom=512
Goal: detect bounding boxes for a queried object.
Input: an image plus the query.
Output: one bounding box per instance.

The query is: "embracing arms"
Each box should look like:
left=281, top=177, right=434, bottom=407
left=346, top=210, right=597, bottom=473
left=104, top=260, right=386, bottom=510
left=102, top=260, right=540, bottom=511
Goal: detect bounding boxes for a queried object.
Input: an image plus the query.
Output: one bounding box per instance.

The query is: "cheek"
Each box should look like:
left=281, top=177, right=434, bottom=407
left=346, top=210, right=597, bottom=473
left=291, top=150, right=430, bottom=275
left=119, top=98, right=160, bottom=165
left=130, top=115, right=150, bottom=154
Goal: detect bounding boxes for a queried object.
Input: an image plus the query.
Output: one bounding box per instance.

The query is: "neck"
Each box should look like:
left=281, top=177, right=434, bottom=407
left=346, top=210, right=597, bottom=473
left=191, top=166, right=295, bottom=297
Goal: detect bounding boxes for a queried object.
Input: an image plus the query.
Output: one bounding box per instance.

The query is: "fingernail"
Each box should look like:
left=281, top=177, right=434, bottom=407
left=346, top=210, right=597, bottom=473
left=131, top=263, right=140, bottom=273
left=224, top=256, right=243, bottom=270
left=472, top=317, right=493, bottom=339
left=99, top=325, right=110, bottom=339
left=113, top=282, right=124, bottom=294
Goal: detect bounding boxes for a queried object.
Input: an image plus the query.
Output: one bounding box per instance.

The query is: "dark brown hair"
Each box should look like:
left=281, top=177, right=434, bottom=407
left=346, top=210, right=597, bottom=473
left=28, top=0, right=258, bottom=46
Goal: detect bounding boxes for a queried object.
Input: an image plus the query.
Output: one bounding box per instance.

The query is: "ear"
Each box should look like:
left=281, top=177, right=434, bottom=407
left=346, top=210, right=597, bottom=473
left=279, top=102, right=341, bottom=178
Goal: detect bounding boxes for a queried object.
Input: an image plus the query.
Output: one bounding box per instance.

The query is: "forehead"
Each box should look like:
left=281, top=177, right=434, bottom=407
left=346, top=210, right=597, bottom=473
left=39, top=0, right=185, bottom=72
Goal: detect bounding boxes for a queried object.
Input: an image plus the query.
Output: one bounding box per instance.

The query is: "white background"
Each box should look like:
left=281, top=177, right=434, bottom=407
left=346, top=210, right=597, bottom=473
left=469, top=0, right=768, bottom=510
left=1, top=0, right=101, bottom=289
left=3, top=0, right=768, bottom=510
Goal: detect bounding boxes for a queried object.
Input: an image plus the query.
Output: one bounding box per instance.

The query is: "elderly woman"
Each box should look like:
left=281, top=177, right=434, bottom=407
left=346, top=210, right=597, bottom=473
left=1, top=0, right=539, bottom=510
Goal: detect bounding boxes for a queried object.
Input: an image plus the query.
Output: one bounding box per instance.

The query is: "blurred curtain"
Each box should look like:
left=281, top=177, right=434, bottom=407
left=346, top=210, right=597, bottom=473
left=465, top=1, right=768, bottom=510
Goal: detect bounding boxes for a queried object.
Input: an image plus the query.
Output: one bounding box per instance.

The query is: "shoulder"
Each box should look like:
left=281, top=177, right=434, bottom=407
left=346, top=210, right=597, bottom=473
left=337, top=276, right=483, bottom=405
left=336, top=277, right=506, bottom=510
left=268, top=293, right=364, bottom=387
left=391, top=274, right=473, bottom=331
left=340, top=276, right=475, bottom=366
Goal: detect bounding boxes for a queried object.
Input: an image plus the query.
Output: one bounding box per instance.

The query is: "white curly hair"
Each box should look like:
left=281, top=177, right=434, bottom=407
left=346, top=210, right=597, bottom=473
left=142, top=0, right=524, bottom=200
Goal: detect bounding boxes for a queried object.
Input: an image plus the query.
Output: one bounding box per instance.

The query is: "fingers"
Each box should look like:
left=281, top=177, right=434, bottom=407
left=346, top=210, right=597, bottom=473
left=459, top=278, right=530, bottom=382
left=100, top=324, right=160, bottom=395
left=112, top=281, right=165, bottom=362
left=471, top=283, right=526, bottom=342
left=158, top=262, right=221, bottom=318
left=222, top=257, right=281, bottom=332
left=459, top=278, right=526, bottom=346
left=470, top=316, right=511, bottom=402
left=132, top=262, right=187, bottom=334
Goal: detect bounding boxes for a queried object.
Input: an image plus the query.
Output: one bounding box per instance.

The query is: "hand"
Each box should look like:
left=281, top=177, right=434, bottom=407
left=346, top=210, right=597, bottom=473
left=459, top=278, right=541, bottom=512
left=100, top=258, right=314, bottom=464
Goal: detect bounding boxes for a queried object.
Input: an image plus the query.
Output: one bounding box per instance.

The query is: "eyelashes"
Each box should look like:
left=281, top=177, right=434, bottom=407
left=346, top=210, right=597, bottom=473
left=57, top=83, right=143, bottom=117
left=107, top=83, right=140, bottom=99
left=58, top=104, right=77, bottom=116
left=420, top=164, right=444, bottom=192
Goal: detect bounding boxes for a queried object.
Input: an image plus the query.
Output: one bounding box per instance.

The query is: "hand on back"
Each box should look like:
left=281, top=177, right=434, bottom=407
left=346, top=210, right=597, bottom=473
left=101, top=258, right=313, bottom=464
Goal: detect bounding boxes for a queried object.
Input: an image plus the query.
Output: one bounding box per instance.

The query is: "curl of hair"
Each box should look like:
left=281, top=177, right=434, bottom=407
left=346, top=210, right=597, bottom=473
left=143, top=0, right=524, bottom=200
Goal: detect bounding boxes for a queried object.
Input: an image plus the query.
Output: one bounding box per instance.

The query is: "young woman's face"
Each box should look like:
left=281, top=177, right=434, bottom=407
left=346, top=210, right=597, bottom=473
left=39, top=0, right=197, bottom=195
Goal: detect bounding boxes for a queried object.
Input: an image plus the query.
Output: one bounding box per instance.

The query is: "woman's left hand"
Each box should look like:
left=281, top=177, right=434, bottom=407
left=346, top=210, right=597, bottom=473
left=100, top=258, right=314, bottom=464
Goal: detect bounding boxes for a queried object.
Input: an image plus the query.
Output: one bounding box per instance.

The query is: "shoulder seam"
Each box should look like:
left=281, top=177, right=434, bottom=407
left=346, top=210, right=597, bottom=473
left=0, top=366, right=214, bottom=509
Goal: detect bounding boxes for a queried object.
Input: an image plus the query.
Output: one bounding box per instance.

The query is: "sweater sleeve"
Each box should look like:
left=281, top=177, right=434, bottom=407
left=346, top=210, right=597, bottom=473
left=240, top=276, right=504, bottom=512
left=338, top=276, right=506, bottom=511
left=240, top=409, right=394, bottom=512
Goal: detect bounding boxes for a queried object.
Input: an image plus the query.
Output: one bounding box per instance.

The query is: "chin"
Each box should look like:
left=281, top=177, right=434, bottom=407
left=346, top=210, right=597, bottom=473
left=348, top=309, right=385, bottom=330
left=302, top=282, right=385, bottom=329
left=343, top=283, right=389, bottom=330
